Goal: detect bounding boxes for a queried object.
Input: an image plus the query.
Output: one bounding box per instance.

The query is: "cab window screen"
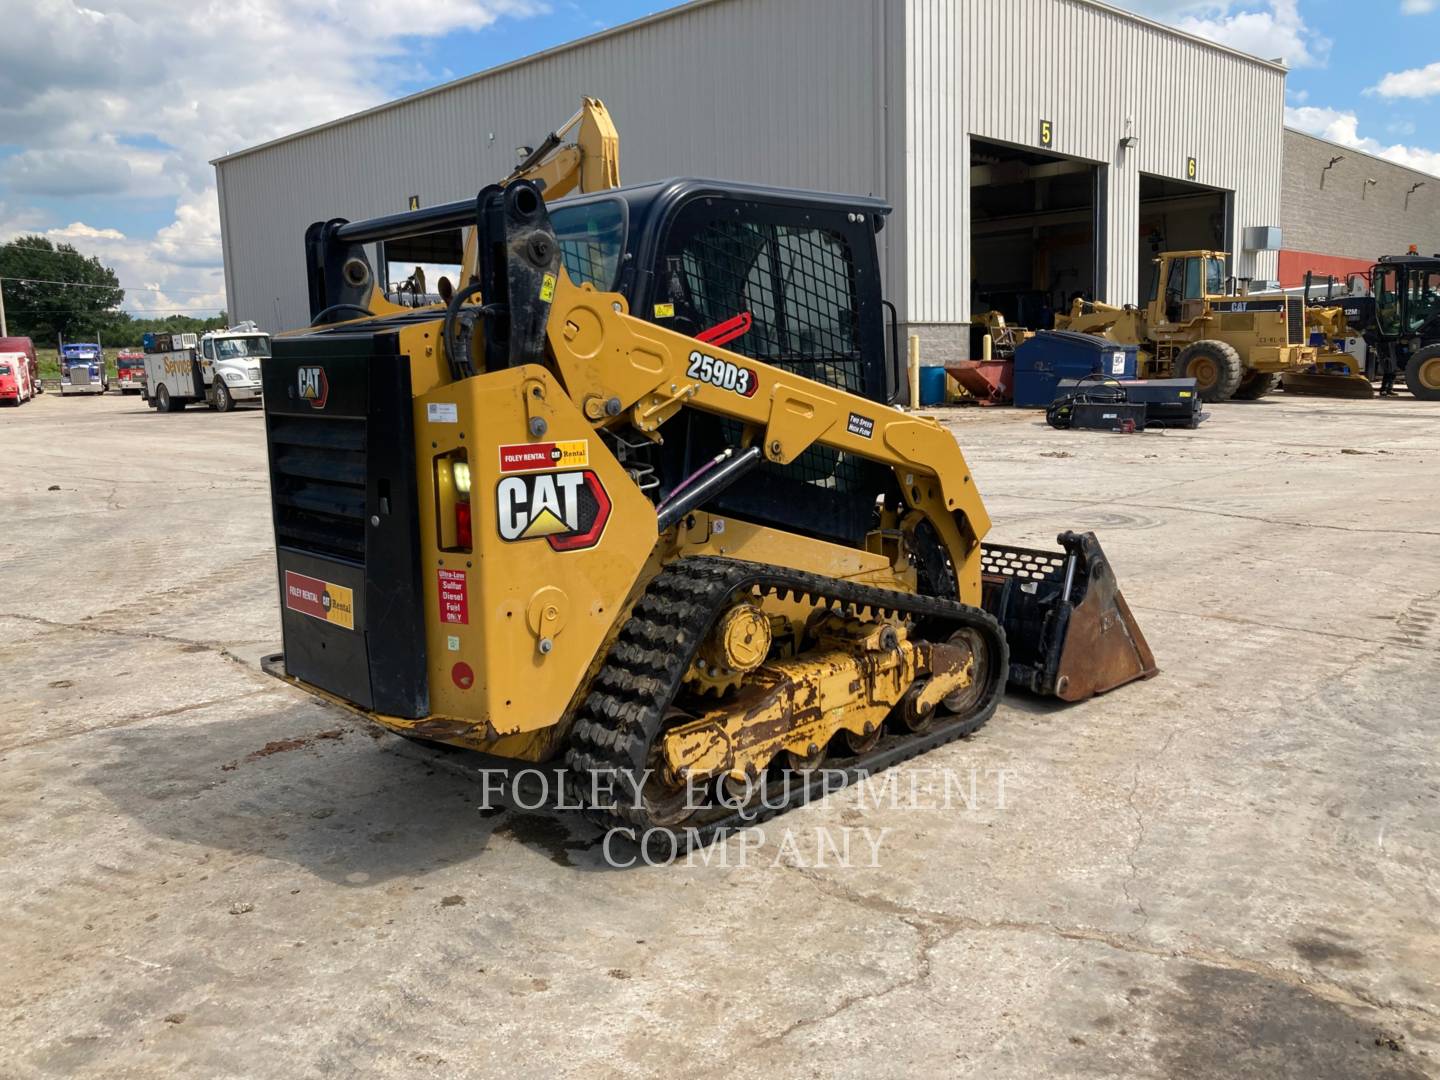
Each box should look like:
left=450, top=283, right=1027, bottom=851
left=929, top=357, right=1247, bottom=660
left=654, top=200, right=886, bottom=545
left=669, top=218, right=863, bottom=393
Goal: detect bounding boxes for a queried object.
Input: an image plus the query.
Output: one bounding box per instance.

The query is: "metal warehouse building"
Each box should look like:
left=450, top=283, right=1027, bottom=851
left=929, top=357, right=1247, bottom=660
left=215, top=0, right=1288, bottom=357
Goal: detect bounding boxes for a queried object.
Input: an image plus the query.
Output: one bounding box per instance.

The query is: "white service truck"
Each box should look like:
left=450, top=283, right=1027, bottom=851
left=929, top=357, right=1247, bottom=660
left=143, top=322, right=270, bottom=413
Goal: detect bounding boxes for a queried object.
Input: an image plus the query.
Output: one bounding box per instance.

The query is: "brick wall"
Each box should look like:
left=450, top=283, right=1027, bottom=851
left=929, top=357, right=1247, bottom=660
left=1283, top=129, right=1440, bottom=262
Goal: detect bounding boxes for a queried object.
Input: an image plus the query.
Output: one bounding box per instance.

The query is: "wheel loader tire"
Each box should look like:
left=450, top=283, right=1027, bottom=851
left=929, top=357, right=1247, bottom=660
left=1406, top=345, right=1440, bottom=401
left=1232, top=371, right=1276, bottom=400
left=1174, top=340, right=1243, bottom=402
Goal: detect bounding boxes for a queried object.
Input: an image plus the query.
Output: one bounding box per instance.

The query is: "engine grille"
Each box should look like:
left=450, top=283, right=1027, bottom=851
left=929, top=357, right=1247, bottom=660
left=1287, top=297, right=1304, bottom=345
left=267, top=414, right=366, bottom=561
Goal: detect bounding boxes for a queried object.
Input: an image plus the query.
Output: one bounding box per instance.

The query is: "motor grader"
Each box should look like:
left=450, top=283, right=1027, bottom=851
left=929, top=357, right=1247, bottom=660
left=1283, top=256, right=1440, bottom=401
left=260, top=168, right=1156, bottom=846
left=1278, top=300, right=1374, bottom=399
left=1056, top=250, right=1315, bottom=402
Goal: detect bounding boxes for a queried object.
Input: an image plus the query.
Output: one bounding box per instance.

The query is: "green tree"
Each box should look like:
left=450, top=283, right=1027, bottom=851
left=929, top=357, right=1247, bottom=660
left=0, top=235, right=125, bottom=344
left=101, top=312, right=230, bottom=348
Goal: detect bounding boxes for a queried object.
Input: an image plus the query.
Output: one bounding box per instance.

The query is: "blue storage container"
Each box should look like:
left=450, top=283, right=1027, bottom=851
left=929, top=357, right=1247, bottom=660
left=919, top=365, right=949, bottom=405
left=1013, top=331, right=1139, bottom=408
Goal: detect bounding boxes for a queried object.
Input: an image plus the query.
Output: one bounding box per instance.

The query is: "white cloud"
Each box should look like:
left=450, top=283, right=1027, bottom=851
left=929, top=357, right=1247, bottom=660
left=1402, top=0, right=1436, bottom=13
left=1177, top=0, right=1329, bottom=67
left=0, top=0, right=546, bottom=321
left=1370, top=61, right=1440, bottom=99
left=2, top=149, right=132, bottom=197
left=25, top=215, right=228, bottom=318
left=1114, top=0, right=1329, bottom=67
left=47, top=223, right=127, bottom=242
left=1286, top=104, right=1440, bottom=177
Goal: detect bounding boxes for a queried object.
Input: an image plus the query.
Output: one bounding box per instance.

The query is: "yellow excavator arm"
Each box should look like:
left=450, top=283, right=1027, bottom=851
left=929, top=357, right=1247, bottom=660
left=361, top=97, right=621, bottom=319
left=458, top=96, right=619, bottom=284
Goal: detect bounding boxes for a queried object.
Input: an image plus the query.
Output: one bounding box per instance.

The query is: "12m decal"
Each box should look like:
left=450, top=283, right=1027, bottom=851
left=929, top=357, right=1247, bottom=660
left=687, top=350, right=758, bottom=397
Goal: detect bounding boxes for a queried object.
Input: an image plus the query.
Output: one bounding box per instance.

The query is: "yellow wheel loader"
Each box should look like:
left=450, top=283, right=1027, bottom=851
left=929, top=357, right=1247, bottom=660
left=260, top=175, right=1155, bottom=848
left=1056, top=251, right=1316, bottom=402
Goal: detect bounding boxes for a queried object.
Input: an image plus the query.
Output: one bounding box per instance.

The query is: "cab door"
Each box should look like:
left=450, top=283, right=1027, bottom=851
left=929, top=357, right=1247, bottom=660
left=1372, top=266, right=1401, bottom=339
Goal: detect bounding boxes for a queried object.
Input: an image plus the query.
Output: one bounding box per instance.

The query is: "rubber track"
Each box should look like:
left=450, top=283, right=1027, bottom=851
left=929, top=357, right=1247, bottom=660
left=565, top=556, right=1008, bottom=848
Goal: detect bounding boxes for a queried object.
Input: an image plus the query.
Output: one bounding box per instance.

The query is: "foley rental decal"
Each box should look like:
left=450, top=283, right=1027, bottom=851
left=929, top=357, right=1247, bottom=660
left=284, top=571, right=355, bottom=630
left=496, top=470, right=611, bottom=551
left=498, top=440, right=589, bottom=473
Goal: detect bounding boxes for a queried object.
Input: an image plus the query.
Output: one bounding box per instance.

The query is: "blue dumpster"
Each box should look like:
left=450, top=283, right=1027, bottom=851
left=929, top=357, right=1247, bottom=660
left=1013, top=331, right=1139, bottom=408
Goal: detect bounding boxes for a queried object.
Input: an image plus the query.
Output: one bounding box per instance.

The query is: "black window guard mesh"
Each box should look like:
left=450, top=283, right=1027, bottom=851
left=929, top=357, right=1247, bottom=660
left=673, top=219, right=868, bottom=493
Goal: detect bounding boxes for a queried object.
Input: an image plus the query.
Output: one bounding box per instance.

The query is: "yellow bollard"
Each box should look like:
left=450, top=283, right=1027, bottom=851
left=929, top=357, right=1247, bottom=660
left=908, top=334, right=921, bottom=408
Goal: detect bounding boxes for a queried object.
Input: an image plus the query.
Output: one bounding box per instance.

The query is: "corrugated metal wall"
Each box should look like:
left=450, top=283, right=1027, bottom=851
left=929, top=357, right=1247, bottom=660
left=217, top=0, right=1286, bottom=335
left=216, top=0, right=891, bottom=331
left=902, top=0, right=1286, bottom=325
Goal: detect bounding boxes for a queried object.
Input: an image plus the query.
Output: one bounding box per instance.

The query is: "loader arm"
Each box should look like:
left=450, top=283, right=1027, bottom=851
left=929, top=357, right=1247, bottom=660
left=542, top=272, right=993, bottom=601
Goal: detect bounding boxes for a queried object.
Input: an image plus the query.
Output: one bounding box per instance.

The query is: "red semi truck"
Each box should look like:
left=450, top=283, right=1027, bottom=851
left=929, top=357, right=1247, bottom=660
left=0, top=337, right=38, bottom=406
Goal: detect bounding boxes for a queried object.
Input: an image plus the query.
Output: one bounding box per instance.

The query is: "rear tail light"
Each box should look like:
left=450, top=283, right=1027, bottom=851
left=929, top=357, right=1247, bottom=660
left=456, top=502, right=473, bottom=549
left=435, top=451, right=472, bottom=552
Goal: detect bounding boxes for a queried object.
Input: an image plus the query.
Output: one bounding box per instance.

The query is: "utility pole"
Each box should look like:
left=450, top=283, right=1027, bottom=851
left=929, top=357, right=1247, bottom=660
left=0, top=277, right=7, bottom=338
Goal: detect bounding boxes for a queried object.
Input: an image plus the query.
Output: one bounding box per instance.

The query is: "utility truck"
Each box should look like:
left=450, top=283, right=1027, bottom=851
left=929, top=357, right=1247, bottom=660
left=143, top=322, right=270, bottom=413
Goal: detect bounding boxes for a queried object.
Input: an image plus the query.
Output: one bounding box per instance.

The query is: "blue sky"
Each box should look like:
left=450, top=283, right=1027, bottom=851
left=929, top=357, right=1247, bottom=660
left=1, top=0, right=1437, bottom=317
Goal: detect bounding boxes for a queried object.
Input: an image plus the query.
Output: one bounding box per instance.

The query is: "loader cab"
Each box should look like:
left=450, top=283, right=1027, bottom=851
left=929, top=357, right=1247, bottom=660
left=1148, top=252, right=1226, bottom=324
left=299, top=179, right=900, bottom=544
left=552, top=179, right=897, bottom=544
left=1371, top=257, right=1440, bottom=341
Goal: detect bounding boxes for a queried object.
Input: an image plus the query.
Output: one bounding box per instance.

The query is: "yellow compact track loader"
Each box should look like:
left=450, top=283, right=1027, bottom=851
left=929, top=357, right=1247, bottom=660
left=261, top=174, right=1155, bottom=846
left=1057, top=251, right=1316, bottom=402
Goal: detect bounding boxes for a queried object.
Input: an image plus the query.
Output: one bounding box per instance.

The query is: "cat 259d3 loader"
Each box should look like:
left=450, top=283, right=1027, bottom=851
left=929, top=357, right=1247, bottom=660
left=260, top=175, right=1156, bottom=847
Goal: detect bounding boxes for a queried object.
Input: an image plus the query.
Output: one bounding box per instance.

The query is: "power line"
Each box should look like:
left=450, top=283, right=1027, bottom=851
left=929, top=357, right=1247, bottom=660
left=5, top=307, right=223, bottom=314
left=1, top=237, right=225, bottom=254
left=0, top=275, right=222, bottom=296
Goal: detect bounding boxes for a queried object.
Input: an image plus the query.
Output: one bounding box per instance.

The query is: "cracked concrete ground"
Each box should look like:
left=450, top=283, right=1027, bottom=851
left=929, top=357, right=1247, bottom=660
left=1, top=390, right=1437, bottom=1078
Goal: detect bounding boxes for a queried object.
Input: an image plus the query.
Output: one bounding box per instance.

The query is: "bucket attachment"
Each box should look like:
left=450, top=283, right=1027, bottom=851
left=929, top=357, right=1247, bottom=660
left=980, top=531, right=1157, bottom=701
left=946, top=359, right=1014, bottom=405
